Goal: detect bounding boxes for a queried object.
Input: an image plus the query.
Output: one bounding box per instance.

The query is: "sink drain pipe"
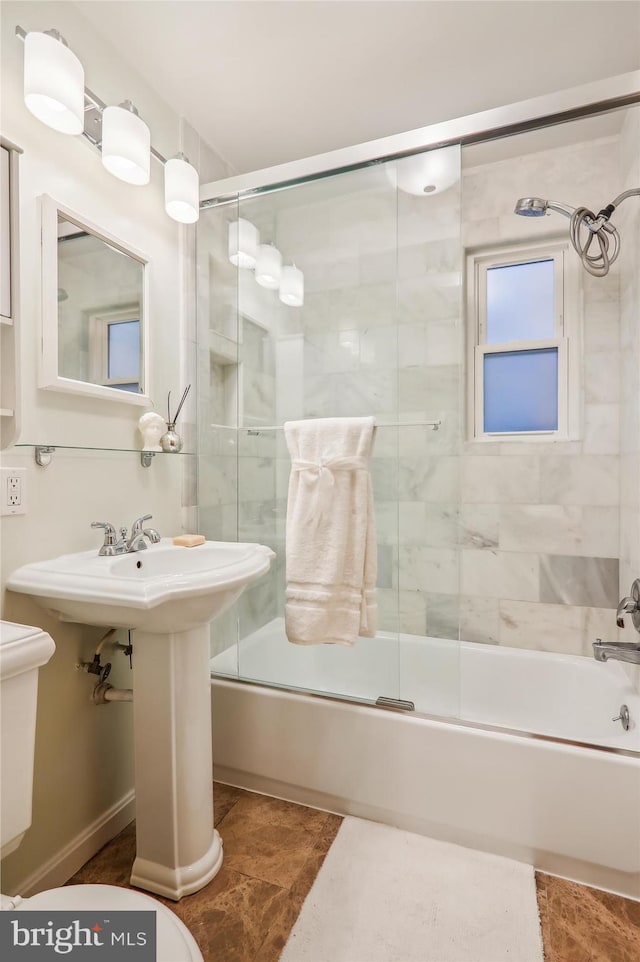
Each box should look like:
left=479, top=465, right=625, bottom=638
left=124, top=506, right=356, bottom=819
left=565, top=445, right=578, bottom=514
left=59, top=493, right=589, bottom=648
left=92, top=682, right=133, bottom=705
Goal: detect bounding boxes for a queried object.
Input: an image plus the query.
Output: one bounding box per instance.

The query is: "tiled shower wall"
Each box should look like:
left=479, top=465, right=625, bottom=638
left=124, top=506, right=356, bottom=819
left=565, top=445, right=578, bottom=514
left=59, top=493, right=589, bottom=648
left=458, top=133, right=626, bottom=655
left=198, top=118, right=637, bottom=664
left=270, top=165, right=463, bottom=639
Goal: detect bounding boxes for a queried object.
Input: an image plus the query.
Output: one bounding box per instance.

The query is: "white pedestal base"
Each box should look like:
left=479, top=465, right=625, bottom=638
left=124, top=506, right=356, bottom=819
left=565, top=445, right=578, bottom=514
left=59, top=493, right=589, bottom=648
left=130, top=625, right=221, bottom=901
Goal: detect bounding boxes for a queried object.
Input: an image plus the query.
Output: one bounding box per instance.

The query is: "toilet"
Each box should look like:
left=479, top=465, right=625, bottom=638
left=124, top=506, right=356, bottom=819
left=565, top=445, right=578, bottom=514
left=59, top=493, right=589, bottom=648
left=0, top=621, right=204, bottom=962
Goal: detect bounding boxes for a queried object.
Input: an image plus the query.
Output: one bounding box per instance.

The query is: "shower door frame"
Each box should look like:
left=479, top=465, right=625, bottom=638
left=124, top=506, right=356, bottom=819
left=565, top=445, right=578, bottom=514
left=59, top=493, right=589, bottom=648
left=200, top=71, right=640, bottom=206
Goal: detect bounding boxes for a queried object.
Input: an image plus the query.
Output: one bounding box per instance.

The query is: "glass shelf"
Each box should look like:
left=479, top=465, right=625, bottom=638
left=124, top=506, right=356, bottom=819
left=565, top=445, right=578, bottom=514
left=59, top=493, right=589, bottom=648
left=16, top=442, right=196, bottom=468
left=16, top=443, right=196, bottom=455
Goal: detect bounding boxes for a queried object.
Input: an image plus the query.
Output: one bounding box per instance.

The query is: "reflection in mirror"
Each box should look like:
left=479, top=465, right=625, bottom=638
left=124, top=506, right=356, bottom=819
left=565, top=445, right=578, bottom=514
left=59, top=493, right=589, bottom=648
left=57, top=216, right=144, bottom=393
left=40, top=195, right=149, bottom=405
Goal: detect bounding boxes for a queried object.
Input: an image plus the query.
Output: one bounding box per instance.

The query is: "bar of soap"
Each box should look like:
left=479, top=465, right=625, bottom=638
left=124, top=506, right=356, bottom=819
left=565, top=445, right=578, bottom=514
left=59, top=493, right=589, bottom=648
left=172, top=534, right=206, bottom=547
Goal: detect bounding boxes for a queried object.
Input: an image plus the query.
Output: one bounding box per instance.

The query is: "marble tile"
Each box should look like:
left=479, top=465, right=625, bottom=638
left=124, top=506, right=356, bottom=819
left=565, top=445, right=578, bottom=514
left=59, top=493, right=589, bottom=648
left=216, top=793, right=337, bottom=890
left=374, top=500, right=399, bottom=546
left=583, top=299, right=620, bottom=353
left=398, top=546, right=459, bottom=595
left=499, top=600, right=583, bottom=654
left=425, top=593, right=459, bottom=640
left=399, top=502, right=458, bottom=548
left=499, top=505, right=619, bottom=559
left=461, top=549, right=539, bottom=602
left=538, top=456, right=619, bottom=507
left=377, top=543, right=394, bottom=588
left=584, top=351, right=621, bottom=404
left=536, top=872, right=640, bottom=962
left=397, top=588, right=428, bottom=634
left=583, top=403, right=620, bottom=455
left=398, top=456, right=460, bottom=503
left=459, top=595, right=500, bottom=644
left=460, top=504, right=499, bottom=549
left=213, top=783, right=245, bottom=826
left=425, top=318, right=461, bottom=367
left=397, top=275, right=461, bottom=324
left=539, top=555, right=620, bottom=609
left=462, top=455, right=539, bottom=504
left=359, top=326, right=398, bottom=369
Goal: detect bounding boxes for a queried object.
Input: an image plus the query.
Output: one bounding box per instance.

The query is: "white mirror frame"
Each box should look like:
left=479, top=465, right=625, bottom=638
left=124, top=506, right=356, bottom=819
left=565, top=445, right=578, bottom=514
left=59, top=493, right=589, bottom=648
left=40, top=194, right=151, bottom=406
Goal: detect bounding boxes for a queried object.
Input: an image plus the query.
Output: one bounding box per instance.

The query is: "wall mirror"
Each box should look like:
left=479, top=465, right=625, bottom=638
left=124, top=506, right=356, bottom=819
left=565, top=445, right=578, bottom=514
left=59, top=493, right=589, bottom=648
left=40, top=195, right=150, bottom=406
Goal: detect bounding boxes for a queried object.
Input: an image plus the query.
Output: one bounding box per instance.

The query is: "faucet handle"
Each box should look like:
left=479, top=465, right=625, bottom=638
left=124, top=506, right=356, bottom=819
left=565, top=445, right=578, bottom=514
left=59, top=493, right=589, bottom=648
left=91, top=521, right=117, bottom=546
left=130, top=514, right=152, bottom=536
left=616, top=582, right=640, bottom=629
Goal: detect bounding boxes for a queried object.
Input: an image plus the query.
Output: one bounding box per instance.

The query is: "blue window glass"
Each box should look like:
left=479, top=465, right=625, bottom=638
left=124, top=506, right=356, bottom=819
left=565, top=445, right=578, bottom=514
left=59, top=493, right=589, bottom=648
left=108, top=320, right=140, bottom=381
left=486, top=260, right=555, bottom=344
left=484, top=348, right=558, bottom=433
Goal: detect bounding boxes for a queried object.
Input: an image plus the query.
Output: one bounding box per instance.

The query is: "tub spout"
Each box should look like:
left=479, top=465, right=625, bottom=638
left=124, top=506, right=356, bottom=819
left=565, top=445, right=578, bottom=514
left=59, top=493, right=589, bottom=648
left=593, top=639, right=640, bottom=665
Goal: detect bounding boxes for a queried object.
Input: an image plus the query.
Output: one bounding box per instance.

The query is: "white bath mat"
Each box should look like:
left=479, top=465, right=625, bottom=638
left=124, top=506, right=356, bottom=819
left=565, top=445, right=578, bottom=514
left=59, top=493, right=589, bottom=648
left=281, top=816, right=544, bottom=962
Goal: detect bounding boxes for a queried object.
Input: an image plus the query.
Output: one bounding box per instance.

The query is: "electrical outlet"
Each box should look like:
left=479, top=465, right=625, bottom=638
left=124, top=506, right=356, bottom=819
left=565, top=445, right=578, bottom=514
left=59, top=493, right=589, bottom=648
left=1, top=467, right=27, bottom=516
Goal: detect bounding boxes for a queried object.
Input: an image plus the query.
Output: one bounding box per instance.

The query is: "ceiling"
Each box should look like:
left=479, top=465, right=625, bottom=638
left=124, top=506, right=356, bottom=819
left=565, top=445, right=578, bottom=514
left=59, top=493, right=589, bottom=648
left=75, top=1, right=640, bottom=176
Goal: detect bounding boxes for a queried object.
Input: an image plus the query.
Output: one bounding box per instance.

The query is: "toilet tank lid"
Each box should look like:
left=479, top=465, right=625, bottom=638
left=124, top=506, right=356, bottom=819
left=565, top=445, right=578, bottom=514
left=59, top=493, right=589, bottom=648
left=0, top=621, right=55, bottom=679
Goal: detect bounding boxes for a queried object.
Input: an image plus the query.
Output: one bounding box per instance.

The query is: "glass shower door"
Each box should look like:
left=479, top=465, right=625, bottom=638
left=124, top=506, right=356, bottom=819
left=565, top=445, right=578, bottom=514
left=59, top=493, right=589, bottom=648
left=394, top=147, right=463, bottom=718
left=234, top=163, right=403, bottom=703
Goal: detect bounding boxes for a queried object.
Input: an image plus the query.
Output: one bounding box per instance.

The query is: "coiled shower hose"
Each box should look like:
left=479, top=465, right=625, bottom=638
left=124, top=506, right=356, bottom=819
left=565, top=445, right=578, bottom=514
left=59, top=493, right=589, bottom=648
left=569, top=188, right=640, bottom=276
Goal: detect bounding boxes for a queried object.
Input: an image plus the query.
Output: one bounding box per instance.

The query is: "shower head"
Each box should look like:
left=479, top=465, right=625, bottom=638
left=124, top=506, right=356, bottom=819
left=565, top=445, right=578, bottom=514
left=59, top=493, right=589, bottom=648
left=514, top=197, right=548, bottom=217
left=514, top=197, right=575, bottom=219
left=513, top=188, right=640, bottom=276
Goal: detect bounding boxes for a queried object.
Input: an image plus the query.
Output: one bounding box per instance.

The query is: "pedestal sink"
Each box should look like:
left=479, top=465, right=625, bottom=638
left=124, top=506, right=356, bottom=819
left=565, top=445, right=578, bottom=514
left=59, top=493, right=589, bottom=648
left=7, top=538, right=275, bottom=900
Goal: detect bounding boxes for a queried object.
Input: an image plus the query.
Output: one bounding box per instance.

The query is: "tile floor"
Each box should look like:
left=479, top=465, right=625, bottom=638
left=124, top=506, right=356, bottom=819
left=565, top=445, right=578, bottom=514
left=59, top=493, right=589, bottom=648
left=68, top=783, right=640, bottom=962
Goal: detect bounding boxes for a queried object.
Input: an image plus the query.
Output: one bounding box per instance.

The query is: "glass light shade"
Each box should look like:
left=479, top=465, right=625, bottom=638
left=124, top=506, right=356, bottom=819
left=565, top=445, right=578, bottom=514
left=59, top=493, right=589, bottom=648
left=228, top=218, right=259, bottom=268
left=279, top=265, right=304, bottom=306
left=24, top=31, right=85, bottom=135
left=255, top=244, right=282, bottom=289
left=165, top=157, right=199, bottom=223
left=101, top=104, right=150, bottom=186
left=389, top=144, right=459, bottom=197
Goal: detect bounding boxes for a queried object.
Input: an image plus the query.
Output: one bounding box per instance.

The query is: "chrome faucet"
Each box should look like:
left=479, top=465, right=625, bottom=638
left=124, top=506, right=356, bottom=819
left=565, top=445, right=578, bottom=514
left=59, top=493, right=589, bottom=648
left=92, top=515, right=161, bottom=555
left=593, top=639, right=640, bottom=665
left=126, top=514, right=153, bottom=552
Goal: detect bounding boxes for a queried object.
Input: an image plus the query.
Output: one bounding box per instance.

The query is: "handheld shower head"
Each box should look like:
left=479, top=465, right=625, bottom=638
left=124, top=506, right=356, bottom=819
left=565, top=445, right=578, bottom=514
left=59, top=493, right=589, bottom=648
left=513, top=188, right=640, bottom=276
left=514, top=197, right=548, bottom=217
left=514, top=197, right=575, bottom=219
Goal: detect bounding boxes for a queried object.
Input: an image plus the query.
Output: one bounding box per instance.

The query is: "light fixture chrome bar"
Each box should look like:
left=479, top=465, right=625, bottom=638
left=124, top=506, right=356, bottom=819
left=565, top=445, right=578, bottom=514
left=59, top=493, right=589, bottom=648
left=200, top=70, right=640, bottom=206
left=15, top=25, right=167, bottom=164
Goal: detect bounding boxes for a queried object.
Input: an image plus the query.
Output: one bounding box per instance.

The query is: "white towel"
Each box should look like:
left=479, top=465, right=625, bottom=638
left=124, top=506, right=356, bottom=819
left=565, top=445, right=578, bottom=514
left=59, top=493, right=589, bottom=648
left=284, top=416, right=377, bottom=646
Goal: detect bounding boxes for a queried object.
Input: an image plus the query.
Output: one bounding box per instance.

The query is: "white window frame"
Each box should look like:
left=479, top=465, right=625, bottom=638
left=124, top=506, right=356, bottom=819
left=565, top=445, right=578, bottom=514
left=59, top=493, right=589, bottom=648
left=466, top=238, right=581, bottom=443
left=88, top=306, right=141, bottom=390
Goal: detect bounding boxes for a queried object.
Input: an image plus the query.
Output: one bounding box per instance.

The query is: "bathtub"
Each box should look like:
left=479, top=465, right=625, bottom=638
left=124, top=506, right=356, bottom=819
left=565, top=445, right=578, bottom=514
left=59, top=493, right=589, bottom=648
left=210, top=618, right=640, bottom=898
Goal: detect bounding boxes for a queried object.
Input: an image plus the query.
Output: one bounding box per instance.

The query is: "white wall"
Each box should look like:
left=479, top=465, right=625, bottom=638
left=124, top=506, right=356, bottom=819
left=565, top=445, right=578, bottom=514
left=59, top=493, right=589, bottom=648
left=0, top=0, right=228, bottom=893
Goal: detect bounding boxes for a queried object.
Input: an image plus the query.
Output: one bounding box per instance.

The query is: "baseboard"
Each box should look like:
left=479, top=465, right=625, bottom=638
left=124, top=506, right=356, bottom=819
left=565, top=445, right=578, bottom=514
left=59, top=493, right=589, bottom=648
left=10, top=790, right=136, bottom=898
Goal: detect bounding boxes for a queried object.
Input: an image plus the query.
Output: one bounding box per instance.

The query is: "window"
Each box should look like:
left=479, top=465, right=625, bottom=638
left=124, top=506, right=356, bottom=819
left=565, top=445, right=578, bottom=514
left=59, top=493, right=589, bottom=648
left=466, top=240, right=580, bottom=441
left=89, top=307, right=141, bottom=393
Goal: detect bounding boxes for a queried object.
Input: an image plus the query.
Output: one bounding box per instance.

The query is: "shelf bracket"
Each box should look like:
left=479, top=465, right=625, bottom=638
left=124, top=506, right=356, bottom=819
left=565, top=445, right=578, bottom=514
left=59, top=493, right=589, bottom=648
left=35, top=446, right=55, bottom=467
left=140, top=451, right=155, bottom=468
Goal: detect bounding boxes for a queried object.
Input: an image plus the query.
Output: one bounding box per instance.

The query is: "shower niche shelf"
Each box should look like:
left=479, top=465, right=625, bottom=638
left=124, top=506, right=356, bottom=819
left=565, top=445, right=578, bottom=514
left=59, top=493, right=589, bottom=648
left=15, top=443, right=196, bottom=468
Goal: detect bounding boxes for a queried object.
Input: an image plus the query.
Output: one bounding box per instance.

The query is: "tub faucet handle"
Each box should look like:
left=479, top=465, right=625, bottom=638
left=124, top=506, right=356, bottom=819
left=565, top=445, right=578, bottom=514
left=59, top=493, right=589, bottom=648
left=616, top=580, right=640, bottom=630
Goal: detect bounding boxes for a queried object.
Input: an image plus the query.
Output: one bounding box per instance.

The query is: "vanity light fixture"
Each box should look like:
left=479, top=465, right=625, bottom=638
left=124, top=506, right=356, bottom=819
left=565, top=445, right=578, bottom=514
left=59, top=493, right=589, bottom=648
left=101, top=101, right=150, bottom=186
left=16, top=25, right=200, bottom=223
left=279, top=264, right=304, bottom=306
left=164, top=154, right=200, bottom=223
left=255, top=243, right=283, bottom=289
left=23, top=30, right=85, bottom=134
left=228, top=218, right=259, bottom=268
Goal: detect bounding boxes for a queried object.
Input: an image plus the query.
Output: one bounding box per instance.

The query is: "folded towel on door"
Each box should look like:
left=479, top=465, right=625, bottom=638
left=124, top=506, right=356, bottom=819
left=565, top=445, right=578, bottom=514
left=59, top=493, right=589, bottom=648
left=284, top=416, right=377, bottom=646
